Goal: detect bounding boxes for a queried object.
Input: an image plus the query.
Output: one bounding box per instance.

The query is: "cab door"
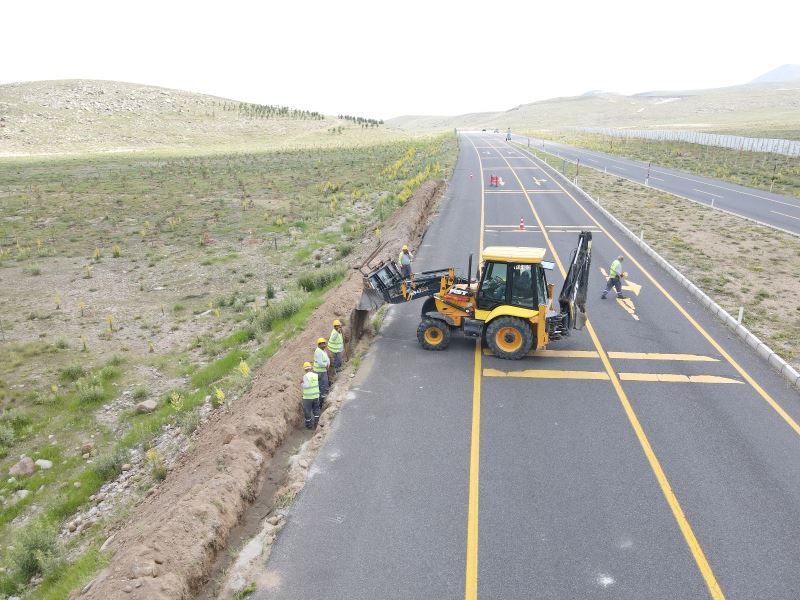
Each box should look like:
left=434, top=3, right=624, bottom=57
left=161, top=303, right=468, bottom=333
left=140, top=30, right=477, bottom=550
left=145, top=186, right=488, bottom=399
left=476, top=261, right=509, bottom=310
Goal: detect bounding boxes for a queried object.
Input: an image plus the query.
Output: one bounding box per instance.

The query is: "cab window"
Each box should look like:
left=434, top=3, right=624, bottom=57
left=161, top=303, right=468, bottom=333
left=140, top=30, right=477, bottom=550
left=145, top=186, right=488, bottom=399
left=477, top=262, right=508, bottom=309
left=510, top=264, right=534, bottom=308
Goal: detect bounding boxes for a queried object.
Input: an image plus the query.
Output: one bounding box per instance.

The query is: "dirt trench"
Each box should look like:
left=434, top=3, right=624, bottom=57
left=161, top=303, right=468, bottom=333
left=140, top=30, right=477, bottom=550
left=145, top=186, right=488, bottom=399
left=74, top=180, right=446, bottom=599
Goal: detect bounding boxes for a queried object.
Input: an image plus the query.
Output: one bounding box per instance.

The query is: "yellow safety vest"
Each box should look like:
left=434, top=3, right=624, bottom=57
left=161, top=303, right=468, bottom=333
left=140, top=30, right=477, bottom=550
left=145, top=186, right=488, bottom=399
left=328, top=328, right=344, bottom=353
left=302, top=372, right=319, bottom=399
left=609, top=259, right=621, bottom=278
left=313, top=347, right=330, bottom=372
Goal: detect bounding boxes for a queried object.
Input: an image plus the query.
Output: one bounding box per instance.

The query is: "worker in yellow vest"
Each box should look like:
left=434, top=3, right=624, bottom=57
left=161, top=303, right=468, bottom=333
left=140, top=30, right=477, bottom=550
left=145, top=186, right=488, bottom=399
left=301, top=362, right=320, bottom=429
left=314, top=337, right=331, bottom=403
left=328, top=319, right=345, bottom=373
left=398, top=244, right=414, bottom=278
left=601, top=255, right=627, bottom=299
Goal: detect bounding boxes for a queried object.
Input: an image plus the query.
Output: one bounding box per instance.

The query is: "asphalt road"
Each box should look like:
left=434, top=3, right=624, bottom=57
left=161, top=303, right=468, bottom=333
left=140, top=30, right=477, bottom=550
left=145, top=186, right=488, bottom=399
left=507, top=133, right=800, bottom=236
left=257, top=134, right=800, bottom=599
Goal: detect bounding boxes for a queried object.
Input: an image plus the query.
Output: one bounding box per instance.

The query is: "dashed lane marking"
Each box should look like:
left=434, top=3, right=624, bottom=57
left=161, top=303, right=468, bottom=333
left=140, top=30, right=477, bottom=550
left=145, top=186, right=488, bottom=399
left=693, top=188, right=724, bottom=199
left=771, top=210, right=800, bottom=222
left=609, top=352, right=718, bottom=362
left=484, top=369, right=743, bottom=384
left=619, top=373, right=742, bottom=384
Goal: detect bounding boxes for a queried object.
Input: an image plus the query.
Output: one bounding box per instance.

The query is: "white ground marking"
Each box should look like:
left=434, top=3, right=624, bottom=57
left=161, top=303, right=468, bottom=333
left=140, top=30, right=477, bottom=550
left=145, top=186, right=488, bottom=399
left=596, top=574, right=616, bottom=588
left=692, top=188, right=723, bottom=198
left=771, top=210, right=800, bottom=222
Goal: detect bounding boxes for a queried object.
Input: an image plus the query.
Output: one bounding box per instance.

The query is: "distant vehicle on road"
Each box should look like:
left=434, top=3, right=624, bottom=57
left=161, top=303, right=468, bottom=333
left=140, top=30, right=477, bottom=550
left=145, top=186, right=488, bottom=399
left=493, top=128, right=499, bottom=133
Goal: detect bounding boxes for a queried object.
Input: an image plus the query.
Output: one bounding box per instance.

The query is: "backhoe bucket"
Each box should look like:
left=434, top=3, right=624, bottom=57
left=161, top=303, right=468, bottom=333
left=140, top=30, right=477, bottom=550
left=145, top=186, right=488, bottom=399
left=358, top=288, right=387, bottom=311
left=559, top=231, right=592, bottom=330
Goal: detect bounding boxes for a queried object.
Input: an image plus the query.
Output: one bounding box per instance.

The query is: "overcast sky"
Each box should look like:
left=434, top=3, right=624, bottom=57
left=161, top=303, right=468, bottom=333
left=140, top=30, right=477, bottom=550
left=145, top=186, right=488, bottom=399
left=3, top=0, right=798, bottom=119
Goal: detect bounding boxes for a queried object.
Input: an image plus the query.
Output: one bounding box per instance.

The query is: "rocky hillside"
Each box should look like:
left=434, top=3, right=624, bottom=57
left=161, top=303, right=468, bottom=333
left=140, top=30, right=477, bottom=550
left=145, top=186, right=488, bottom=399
left=389, top=82, right=800, bottom=136
left=0, top=80, right=400, bottom=156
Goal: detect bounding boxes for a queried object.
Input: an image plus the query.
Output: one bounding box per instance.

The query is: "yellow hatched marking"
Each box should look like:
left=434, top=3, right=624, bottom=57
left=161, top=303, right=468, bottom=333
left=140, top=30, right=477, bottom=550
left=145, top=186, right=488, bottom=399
left=483, top=368, right=609, bottom=380
left=483, top=349, right=599, bottom=358
left=609, top=352, right=718, bottom=362
left=619, top=373, right=742, bottom=384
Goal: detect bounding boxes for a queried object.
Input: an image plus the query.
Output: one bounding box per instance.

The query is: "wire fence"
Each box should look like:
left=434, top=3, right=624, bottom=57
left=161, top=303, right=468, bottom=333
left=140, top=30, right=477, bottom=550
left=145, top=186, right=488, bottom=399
left=577, top=128, right=800, bottom=157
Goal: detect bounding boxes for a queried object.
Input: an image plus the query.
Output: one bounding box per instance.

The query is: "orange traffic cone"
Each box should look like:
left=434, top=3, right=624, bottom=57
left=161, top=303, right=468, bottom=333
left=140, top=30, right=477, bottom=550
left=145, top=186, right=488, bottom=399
left=519, top=217, right=525, bottom=231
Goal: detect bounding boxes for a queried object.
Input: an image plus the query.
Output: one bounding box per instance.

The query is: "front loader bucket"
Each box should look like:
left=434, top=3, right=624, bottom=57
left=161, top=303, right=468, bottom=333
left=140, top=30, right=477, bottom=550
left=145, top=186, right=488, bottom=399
left=358, top=288, right=387, bottom=311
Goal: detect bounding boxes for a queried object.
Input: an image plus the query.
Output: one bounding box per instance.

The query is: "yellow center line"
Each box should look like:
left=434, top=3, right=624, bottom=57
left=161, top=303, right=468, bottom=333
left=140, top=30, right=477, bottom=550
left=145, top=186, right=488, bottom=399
left=464, top=138, right=485, bottom=600
left=488, top=139, right=726, bottom=599
left=514, top=141, right=800, bottom=439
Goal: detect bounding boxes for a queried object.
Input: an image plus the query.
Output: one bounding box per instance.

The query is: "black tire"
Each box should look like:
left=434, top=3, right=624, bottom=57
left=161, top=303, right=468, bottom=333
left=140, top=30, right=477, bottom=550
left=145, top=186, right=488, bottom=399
left=417, top=318, right=451, bottom=351
left=485, top=316, right=533, bottom=360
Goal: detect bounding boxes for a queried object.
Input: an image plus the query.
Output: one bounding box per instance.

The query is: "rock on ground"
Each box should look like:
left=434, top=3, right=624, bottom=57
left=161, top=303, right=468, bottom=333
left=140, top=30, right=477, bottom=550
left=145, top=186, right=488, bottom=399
left=9, top=457, right=35, bottom=477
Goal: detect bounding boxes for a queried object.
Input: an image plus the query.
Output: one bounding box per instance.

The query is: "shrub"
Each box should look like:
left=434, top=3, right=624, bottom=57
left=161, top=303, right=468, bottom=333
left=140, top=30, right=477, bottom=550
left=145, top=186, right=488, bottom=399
left=0, top=408, right=33, bottom=431
left=0, top=422, right=14, bottom=447
left=250, top=294, right=306, bottom=333
left=179, top=409, right=201, bottom=435
left=92, top=449, right=128, bottom=481
left=11, top=520, right=61, bottom=581
left=132, top=386, right=149, bottom=400
left=99, top=365, right=121, bottom=382
left=297, top=265, right=346, bottom=292
left=336, top=242, right=354, bottom=259
left=59, top=363, right=85, bottom=382
left=76, top=378, right=105, bottom=404
left=265, top=283, right=276, bottom=300
left=54, top=338, right=70, bottom=350
left=107, top=354, right=125, bottom=366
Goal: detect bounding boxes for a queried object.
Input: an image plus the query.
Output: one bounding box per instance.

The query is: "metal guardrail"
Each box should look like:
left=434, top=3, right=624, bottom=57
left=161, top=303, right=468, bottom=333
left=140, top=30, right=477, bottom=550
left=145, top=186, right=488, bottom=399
left=576, top=127, right=800, bottom=157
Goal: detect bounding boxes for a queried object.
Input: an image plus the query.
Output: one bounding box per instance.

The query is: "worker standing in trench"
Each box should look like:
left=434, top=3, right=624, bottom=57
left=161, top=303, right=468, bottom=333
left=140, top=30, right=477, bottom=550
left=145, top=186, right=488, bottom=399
left=301, top=361, right=320, bottom=429
left=328, top=319, right=345, bottom=374
left=314, top=337, right=331, bottom=405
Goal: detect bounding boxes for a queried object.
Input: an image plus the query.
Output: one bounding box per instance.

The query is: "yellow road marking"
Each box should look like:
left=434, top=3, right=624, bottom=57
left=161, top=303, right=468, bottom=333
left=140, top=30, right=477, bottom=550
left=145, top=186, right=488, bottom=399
left=616, top=296, right=640, bottom=321
left=465, top=342, right=481, bottom=600
left=609, top=352, right=718, bottom=362
left=490, top=139, right=726, bottom=599
left=516, top=142, right=800, bottom=439
left=464, top=140, right=485, bottom=600
left=483, top=349, right=600, bottom=358
left=619, top=373, right=742, bottom=384
left=483, top=368, right=609, bottom=380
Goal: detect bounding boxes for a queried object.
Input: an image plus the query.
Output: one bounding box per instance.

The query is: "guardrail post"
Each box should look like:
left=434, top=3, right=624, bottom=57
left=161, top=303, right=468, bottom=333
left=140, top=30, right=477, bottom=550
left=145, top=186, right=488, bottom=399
left=737, top=306, right=744, bottom=324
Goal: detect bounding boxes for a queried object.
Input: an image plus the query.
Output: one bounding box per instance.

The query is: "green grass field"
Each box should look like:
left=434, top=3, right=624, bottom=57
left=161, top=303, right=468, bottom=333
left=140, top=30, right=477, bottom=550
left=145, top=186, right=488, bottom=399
left=0, top=134, right=457, bottom=597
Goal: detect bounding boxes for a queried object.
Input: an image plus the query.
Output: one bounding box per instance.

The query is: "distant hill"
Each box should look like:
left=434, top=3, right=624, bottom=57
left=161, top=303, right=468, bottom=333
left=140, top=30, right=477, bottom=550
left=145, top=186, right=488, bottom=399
left=751, top=64, right=800, bottom=84
left=389, top=81, right=800, bottom=137
left=0, top=80, right=402, bottom=156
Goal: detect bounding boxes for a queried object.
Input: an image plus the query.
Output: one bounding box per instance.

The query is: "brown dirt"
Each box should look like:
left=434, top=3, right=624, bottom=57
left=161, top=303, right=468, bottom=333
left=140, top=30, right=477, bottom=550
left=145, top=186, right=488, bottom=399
left=74, top=180, right=445, bottom=599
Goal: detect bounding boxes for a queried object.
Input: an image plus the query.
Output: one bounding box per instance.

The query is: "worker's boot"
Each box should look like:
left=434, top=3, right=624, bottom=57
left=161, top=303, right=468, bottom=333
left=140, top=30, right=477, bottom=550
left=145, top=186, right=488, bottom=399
left=616, top=293, right=626, bottom=299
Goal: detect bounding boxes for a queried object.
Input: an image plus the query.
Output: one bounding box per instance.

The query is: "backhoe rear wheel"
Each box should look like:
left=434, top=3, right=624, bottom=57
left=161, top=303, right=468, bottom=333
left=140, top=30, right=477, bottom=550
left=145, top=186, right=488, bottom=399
left=417, top=318, right=451, bottom=351
left=486, top=316, right=533, bottom=360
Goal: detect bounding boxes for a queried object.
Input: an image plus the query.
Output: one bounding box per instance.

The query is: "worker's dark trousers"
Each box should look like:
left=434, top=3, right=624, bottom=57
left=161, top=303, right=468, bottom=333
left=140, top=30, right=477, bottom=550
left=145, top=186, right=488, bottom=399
left=316, top=370, right=329, bottom=400
left=333, top=351, right=343, bottom=372
left=302, top=397, right=320, bottom=429
left=602, top=276, right=622, bottom=297
left=401, top=264, right=411, bottom=278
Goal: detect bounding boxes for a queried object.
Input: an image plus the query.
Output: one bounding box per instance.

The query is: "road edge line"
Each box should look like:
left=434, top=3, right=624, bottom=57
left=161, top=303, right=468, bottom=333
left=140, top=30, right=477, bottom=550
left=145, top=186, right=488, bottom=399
left=464, top=341, right=481, bottom=600
left=516, top=143, right=800, bottom=393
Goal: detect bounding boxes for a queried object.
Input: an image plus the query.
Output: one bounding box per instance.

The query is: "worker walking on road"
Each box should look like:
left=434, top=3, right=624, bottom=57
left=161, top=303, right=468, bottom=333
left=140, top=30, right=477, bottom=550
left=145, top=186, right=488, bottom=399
left=601, top=255, right=627, bottom=299
left=314, top=337, right=331, bottom=404
left=398, top=244, right=414, bottom=278
left=301, top=362, right=320, bottom=429
left=328, top=319, right=345, bottom=374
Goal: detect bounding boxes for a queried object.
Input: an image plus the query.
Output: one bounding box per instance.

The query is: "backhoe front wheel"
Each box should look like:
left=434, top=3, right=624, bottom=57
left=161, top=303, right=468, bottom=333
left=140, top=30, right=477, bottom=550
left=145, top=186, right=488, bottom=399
left=417, top=318, right=451, bottom=351
left=486, top=317, right=533, bottom=360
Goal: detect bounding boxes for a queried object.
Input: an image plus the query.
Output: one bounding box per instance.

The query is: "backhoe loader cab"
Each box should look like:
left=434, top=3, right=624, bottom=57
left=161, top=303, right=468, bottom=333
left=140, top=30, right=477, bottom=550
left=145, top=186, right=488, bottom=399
left=360, top=232, right=592, bottom=360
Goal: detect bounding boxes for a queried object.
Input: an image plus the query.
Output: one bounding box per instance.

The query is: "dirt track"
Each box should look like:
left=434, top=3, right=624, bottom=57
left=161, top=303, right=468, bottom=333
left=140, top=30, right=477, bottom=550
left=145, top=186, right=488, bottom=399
left=74, top=180, right=445, bottom=599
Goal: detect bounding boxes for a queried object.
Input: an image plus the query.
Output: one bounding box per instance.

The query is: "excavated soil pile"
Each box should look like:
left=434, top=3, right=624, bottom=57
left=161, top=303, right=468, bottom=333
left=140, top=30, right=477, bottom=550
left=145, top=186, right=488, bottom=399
left=75, top=180, right=445, bottom=599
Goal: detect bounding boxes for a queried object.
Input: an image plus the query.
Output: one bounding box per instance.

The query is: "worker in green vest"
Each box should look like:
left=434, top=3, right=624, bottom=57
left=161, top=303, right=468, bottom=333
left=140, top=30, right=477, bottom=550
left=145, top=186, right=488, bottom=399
left=601, top=255, right=627, bottom=299
left=301, top=361, right=320, bottom=429
left=398, top=244, right=414, bottom=278
left=314, top=337, right=331, bottom=403
left=328, top=319, right=345, bottom=373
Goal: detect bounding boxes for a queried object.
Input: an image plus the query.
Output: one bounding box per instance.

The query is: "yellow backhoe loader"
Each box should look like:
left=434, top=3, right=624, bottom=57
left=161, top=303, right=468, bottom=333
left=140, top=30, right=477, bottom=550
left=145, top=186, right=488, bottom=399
left=359, top=232, right=592, bottom=359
